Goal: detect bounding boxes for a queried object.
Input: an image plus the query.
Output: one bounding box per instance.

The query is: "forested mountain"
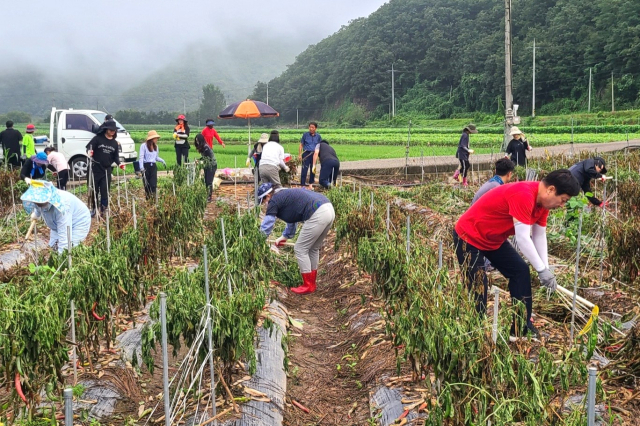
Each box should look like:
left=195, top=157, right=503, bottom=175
left=252, top=0, right=640, bottom=122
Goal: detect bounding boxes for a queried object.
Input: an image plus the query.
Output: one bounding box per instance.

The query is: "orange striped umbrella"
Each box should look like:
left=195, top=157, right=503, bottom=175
left=218, top=99, right=279, bottom=119
left=218, top=99, right=279, bottom=154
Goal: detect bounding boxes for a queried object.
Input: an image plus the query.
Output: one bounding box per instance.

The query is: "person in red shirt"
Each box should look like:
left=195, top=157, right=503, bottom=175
left=453, top=170, right=580, bottom=339
left=201, top=119, right=225, bottom=149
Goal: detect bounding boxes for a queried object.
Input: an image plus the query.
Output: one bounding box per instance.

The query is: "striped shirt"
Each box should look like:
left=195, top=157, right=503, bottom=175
left=139, top=143, right=165, bottom=170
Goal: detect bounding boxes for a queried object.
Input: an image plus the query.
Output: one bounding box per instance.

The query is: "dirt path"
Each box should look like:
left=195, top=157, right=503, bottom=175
left=276, top=236, right=399, bottom=425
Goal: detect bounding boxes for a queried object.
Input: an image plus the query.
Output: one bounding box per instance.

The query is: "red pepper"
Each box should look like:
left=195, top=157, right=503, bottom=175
left=15, top=372, right=27, bottom=405
left=91, top=302, right=105, bottom=321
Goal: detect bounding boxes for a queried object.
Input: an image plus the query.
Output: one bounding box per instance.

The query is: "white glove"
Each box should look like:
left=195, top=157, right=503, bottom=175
left=30, top=212, right=37, bottom=220
left=87, top=150, right=93, bottom=157
left=600, top=175, right=612, bottom=181
left=468, top=149, right=475, bottom=154
left=24, top=177, right=32, bottom=185
left=283, top=165, right=290, bottom=173
left=537, top=268, right=557, bottom=293
left=111, top=162, right=117, bottom=168
left=275, top=236, right=287, bottom=247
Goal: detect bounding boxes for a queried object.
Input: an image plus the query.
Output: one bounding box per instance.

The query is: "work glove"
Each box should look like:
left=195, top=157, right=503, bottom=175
left=275, top=236, right=287, bottom=247
left=160, top=160, right=166, bottom=167
left=312, top=166, right=317, bottom=175
left=119, top=164, right=126, bottom=170
left=468, top=149, right=475, bottom=154
left=87, top=150, right=94, bottom=157
left=599, top=200, right=609, bottom=208
left=246, top=158, right=251, bottom=167
left=599, top=175, right=612, bottom=182
left=30, top=212, right=37, bottom=220
left=20, top=154, right=27, bottom=161
left=284, top=165, right=290, bottom=173
left=24, top=177, right=32, bottom=185
left=537, top=268, right=557, bottom=293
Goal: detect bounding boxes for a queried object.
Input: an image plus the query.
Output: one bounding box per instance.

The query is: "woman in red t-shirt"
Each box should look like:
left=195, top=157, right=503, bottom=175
left=201, top=119, right=225, bottom=149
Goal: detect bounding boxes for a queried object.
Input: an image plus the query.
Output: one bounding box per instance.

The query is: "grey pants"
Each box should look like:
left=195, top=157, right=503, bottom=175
left=259, top=164, right=283, bottom=189
left=294, top=203, right=335, bottom=273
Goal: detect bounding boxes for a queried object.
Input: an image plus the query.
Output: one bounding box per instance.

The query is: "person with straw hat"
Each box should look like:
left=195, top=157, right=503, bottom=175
left=20, top=152, right=49, bottom=182
left=505, top=127, right=531, bottom=167
left=21, top=180, right=90, bottom=253
left=139, top=130, right=166, bottom=199
left=452, top=124, right=478, bottom=187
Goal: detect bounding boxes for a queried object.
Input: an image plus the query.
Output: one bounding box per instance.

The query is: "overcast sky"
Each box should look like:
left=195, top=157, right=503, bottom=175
left=1, top=0, right=388, bottom=77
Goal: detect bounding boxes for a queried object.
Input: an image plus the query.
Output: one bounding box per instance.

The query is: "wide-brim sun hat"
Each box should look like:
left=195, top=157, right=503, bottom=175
left=175, top=114, right=187, bottom=123
left=257, top=133, right=269, bottom=143
left=510, top=126, right=524, bottom=136
left=146, top=130, right=161, bottom=141
left=257, top=182, right=273, bottom=203
left=464, top=124, right=478, bottom=134
left=32, top=152, right=49, bottom=166
left=100, top=120, right=118, bottom=132
left=21, top=181, right=66, bottom=215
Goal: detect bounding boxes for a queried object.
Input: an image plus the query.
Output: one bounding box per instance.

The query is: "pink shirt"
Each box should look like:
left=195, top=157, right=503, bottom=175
left=47, top=151, right=69, bottom=172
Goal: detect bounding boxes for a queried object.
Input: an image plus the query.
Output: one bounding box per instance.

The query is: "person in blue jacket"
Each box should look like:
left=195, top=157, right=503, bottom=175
left=299, top=122, right=322, bottom=188
left=21, top=180, right=91, bottom=253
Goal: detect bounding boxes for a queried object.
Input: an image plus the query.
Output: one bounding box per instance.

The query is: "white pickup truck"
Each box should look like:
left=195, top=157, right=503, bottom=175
left=49, top=108, right=137, bottom=178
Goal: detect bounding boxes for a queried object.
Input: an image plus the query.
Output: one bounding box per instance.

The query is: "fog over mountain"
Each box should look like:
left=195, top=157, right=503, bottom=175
left=0, top=0, right=387, bottom=116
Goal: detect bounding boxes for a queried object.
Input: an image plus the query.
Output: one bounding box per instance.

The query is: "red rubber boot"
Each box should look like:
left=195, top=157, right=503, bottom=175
left=462, top=177, right=469, bottom=187
left=453, top=169, right=460, bottom=180
left=291, top=272, right=316, bottom=295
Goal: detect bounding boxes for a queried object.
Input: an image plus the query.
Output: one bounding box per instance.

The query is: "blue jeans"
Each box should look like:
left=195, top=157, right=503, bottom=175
left=453, top=230, right=532, bottom=334
left=319, top=160, right=340, bottom=188
left=300, top=150, right=315, bottom=186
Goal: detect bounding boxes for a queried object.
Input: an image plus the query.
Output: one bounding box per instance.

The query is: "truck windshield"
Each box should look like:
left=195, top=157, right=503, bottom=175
left=92, top=113, right=126, bottom=132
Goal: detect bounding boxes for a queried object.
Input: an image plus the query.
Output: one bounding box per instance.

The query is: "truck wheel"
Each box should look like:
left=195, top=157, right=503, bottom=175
left=70, top=157, right=89, bottom=179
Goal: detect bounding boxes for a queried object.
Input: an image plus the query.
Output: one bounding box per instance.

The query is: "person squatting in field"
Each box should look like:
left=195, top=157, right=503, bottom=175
left=139, top=130, right=166, bottom=199
left=569, top=156, right=610, bottom=207
left=86, top=120, right=124, bottom=216
left=20, top=152, right=49, bottom=181
left=258, top=183, right=335, bottom=295
left=45, top=147, right=70, bottom=190
left=453, top=170, right=580, bottom=339
left=453, top=124, right=478, bottom=187
left=21, top=180, right=91, bottom=253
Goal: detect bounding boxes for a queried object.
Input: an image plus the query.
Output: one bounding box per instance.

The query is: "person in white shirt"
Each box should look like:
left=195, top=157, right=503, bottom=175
left=44, top=147, right=70, bottom=190
left=258, top=130, right=290, bottom=189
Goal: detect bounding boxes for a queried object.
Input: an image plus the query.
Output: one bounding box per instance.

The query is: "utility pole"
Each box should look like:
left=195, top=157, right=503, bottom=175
left=391, top=64, right=395, bottom=117
left=266, top=82, right=269, bottom=105
left=611, top=71, right=615, bottom=113
left=503, top=0, right=513, bottom=150
left=296, top=108, right=299, bottom=129
left=183, top=98, right=186, bottom=115
left=532, top=39, right=536, bottom=117
left=588, top=68, right=592, bottom=112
